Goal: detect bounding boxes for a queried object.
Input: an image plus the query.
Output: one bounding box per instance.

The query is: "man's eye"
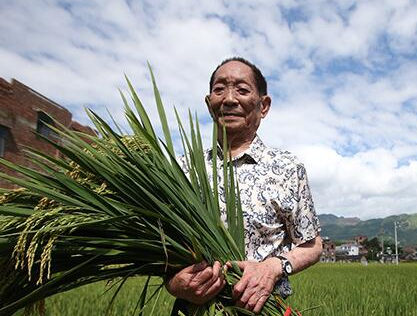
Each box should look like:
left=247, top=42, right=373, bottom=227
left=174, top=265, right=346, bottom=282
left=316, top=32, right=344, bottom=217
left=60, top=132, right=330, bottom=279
left=213, top=87, right=224, bottom=93
left=238, top=88, right=250, bottom=95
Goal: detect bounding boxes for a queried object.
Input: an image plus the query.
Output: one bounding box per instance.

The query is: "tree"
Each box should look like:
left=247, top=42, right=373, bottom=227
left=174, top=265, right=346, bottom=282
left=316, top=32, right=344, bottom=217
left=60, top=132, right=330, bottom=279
left=363, top=237, right=381, bottom=261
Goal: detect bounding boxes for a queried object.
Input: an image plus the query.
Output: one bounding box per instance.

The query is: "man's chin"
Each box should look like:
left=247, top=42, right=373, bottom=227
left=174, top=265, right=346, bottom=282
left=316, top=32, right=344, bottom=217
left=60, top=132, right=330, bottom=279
left=217, top=122, right=244, bottom=134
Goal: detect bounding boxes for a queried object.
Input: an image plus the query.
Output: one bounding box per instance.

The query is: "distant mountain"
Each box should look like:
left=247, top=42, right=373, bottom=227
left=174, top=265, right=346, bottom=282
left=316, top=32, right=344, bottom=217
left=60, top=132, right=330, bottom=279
left=318, top=213, right=417, bottom=246
left=318, top=214, right=361, bottom=227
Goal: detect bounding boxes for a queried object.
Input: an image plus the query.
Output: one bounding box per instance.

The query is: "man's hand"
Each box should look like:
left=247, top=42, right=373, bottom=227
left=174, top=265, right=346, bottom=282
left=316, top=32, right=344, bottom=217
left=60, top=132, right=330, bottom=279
left=230, top=258, right=282, bottom=313
left=165, top=261, right=226, bottom=305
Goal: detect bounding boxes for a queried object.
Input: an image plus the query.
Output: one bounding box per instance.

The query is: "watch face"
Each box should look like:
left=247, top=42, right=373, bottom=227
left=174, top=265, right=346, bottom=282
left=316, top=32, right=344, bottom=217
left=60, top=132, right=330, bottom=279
left=285, top=264, right=292, bottom=274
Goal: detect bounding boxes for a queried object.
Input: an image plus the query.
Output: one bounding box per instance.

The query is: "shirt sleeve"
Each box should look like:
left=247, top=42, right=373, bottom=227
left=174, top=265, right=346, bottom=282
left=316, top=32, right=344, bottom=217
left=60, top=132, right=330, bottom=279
left=287, top=163, right=321, bottom=245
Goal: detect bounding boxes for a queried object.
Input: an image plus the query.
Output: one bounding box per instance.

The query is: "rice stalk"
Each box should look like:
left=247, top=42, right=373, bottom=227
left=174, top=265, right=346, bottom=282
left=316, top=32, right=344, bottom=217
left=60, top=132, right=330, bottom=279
left=0, top=69, right=301, bottom=316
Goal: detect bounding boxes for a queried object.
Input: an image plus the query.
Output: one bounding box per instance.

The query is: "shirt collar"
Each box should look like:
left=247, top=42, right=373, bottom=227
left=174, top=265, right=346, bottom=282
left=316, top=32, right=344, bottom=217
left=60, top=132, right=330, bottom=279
left=206, top=134, right=266, bottom=164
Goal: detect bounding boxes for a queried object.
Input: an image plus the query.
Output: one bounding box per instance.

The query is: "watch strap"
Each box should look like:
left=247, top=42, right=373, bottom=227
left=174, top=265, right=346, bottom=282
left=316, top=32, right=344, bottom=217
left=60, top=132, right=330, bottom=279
left=277, top=255, right=293, bottom=276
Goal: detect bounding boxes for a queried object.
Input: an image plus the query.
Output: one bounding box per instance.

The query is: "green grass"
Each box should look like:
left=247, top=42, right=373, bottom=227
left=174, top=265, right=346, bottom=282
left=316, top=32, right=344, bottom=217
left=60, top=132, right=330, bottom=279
left=17, top=277, right=174, bottom=316
left=287, top=262, right=417, bottom=316
left=17, top=262, right=417, bottom=316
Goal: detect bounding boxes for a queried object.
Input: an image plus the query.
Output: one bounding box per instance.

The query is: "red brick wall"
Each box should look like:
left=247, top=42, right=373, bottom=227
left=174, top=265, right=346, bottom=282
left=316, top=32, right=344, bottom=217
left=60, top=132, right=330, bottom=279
left=0, top=78, right=95, bottom=189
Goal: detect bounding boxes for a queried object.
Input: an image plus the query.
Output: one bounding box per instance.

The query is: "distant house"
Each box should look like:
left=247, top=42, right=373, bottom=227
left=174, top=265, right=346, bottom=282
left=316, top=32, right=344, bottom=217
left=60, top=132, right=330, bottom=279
left=337, top=243, right=360, bottom=256
left=320, top=237, right=336, bottom=262
left=0, top=78, right=95, bottom=189
left=402, top=246, right=417, bottom=261
left=354, top=235, right=369, bottom=257
left=404, top=252, right=417, bottom=261
left=336, top=243, right=361, bottom=261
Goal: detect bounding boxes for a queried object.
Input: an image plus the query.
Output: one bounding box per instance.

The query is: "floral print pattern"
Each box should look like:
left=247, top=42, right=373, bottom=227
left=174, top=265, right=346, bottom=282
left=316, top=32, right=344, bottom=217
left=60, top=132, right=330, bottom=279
left=179, top=135, right=321, bottom=298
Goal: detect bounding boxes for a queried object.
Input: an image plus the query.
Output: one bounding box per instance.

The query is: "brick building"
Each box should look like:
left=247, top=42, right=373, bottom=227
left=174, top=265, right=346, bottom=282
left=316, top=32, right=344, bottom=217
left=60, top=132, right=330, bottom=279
left=0, top=78, right=95, bottom=189
left=320, top=236, right=336, bottom=262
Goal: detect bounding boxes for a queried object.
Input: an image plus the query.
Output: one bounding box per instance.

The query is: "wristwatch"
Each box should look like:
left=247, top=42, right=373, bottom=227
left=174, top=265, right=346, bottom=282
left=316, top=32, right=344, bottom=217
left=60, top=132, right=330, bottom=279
left=278, top=255, right=293, bottom=277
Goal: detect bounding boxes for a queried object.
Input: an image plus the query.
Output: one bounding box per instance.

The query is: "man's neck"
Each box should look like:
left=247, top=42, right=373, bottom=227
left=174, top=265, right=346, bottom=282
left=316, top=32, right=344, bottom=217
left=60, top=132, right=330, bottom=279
left=218, top=133, right=255, bottom=158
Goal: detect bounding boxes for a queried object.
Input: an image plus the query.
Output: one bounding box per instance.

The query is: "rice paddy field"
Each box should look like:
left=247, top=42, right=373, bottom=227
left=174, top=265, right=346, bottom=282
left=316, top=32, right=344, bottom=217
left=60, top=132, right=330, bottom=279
left=16, top=262, right=417, bottom=316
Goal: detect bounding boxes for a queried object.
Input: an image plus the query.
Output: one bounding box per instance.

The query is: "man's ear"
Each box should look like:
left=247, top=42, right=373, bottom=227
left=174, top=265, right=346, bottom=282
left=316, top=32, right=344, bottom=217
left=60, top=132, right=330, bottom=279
left=260, top=95, right=271, bottom=118
left=205, top=95, right=215, bottom=118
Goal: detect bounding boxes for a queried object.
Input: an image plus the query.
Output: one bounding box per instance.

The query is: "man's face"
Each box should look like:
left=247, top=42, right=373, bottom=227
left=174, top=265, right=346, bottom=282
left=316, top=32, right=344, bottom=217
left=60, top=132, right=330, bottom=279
left=208, top=61, right=270, bottom=138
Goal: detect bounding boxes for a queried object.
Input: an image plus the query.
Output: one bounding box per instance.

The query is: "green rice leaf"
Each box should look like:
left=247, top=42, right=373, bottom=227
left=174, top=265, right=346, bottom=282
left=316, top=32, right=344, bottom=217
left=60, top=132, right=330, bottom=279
left=147, top=62, right=175, bottom=157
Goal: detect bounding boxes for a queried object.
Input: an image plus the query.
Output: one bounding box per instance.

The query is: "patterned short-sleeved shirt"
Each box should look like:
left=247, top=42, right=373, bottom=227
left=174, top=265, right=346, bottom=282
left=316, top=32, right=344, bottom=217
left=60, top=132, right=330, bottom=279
left=179, top=135, right=320, bottom=297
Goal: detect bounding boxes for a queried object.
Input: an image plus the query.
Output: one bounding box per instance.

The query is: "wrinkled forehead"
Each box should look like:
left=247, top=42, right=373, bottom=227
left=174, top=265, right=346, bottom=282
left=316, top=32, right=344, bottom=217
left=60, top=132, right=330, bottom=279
left=212, top=61, right=256, bottom=85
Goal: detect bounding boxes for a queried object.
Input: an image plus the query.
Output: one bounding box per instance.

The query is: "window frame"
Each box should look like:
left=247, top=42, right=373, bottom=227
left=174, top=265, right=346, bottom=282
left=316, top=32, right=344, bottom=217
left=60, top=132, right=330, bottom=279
left=36, top=111, right=54, bottom=138
left=0, top=125, right=8, bottom=157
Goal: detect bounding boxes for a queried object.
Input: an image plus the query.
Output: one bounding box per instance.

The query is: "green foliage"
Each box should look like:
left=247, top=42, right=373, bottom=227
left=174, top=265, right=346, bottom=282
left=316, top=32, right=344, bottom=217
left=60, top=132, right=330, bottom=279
left=363, top=237, right=381, bottom=260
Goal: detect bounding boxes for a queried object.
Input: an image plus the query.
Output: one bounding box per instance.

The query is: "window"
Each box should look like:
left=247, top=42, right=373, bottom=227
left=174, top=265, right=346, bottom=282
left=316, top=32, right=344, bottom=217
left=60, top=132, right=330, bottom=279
left=0, top=125, right=8, bottom=157
left=36, top=111, right=54, bottom=138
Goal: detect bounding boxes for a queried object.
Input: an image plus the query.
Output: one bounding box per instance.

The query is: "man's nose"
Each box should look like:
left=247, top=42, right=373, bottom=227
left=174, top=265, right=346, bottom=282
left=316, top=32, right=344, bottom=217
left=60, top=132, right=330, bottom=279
left=223, top=87, right=238, bottom=106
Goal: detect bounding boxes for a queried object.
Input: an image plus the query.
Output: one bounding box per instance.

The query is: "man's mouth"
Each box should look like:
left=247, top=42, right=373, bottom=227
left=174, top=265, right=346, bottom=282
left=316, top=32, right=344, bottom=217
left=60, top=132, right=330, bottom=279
left=221, top=113, right=242, bottom=117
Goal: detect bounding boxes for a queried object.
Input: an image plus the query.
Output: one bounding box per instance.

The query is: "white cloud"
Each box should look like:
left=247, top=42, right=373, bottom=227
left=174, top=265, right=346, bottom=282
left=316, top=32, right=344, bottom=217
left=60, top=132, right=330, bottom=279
left=292, top=145, right=417, bottom=219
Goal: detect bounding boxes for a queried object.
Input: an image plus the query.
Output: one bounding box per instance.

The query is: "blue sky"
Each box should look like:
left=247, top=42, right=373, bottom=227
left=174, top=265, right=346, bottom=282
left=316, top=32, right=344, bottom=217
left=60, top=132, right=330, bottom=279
left=1, top=0, right=417, bottom=220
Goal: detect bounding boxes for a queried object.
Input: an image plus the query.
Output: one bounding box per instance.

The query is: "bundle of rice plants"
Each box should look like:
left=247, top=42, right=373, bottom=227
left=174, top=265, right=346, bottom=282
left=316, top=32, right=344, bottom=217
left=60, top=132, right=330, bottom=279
left=0, top=67, right=301, bottom=316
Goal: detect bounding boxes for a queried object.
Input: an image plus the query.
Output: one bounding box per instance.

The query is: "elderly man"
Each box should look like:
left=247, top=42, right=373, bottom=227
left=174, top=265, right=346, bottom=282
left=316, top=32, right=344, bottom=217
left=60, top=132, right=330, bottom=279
left=167, top=57, right=322, bottom=314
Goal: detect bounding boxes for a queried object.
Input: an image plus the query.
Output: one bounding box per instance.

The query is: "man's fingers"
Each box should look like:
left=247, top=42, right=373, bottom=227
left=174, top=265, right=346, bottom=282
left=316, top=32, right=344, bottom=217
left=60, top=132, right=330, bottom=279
left=186, top=261, right=225, bottom=297
left=194, top=267, right=215, bottom=286
left=167, top=261, right=227, bottom=305
left=197, top=264, right=224, bottom=294
left=253, top=294, right=269, bottom=314
left=210, top=261, right=224, bottom=286
left=235, top=261, right=247, bottom=270
left=202, top=277, right=226, bottom=300
left=212, top=261, right=221, bottom=276
left=242, top=291, right=269, bottom=312
left=235, top=285, right=255, bottom=308
left=232, top=276, right=249, bottom=301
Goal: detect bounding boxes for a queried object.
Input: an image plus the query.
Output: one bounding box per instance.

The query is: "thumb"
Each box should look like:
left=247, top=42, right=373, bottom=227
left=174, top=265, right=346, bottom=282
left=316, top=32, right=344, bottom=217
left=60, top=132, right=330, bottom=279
left=227, top=260, right=246, bottom=272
